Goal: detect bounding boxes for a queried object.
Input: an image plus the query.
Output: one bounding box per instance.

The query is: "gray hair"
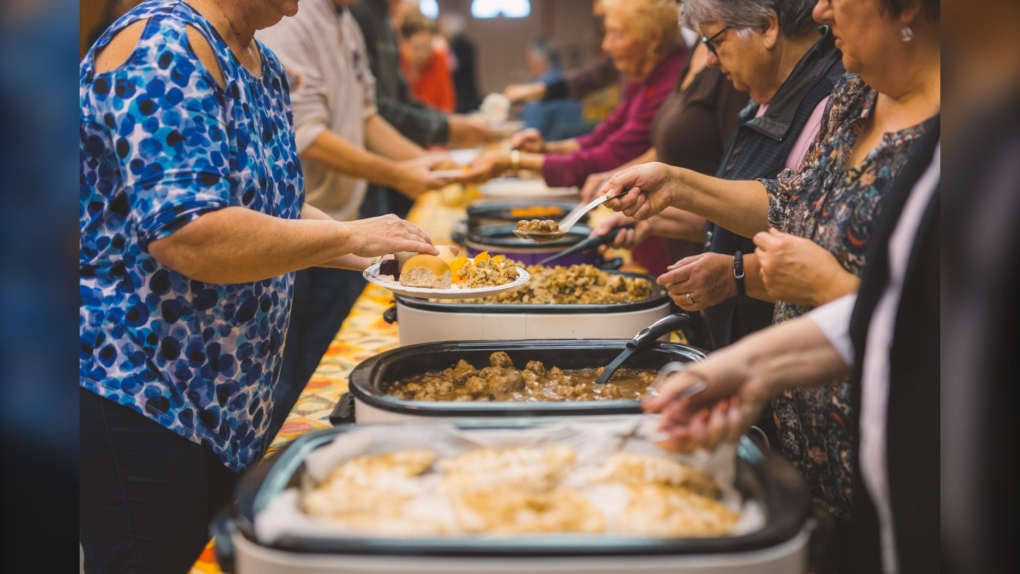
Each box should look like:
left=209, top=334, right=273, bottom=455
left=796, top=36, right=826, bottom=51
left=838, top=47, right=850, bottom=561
left=681, top=0, right=818, bottom=41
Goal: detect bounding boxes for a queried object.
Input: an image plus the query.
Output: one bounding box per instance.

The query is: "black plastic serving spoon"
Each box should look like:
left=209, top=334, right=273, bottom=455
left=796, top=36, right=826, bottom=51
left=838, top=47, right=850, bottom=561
left=593, top=313, right=689, bottom=386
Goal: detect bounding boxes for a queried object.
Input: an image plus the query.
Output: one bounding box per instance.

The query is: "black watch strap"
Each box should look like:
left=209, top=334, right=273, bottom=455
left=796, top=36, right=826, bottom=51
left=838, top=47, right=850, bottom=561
left=733, top=251, right=746, bottom=297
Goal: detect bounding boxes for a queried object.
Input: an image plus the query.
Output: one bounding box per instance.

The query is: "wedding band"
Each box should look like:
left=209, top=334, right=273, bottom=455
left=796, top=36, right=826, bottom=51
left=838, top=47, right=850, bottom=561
left=685, top=293, right=695, bottom=305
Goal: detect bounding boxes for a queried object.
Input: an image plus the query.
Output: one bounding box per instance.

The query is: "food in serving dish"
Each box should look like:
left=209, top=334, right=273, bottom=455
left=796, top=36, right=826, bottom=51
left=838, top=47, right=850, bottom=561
left=385, top=351, right=658, bottom=402
left=515, top=218, right=559, bottom=233
left=453, top=263, right=652, bottom=304
left=376, top=250, right=520, bottom=290
left=300, top=445, right=738, bottom=537
left=399, top=254, right=452, bottom=289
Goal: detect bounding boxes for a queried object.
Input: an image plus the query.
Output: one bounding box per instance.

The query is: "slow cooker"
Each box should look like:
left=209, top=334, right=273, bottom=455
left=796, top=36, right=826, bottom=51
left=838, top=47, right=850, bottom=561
left=331, top=339, right=705, bottom=425
left=385, top=270, right=672, bottom=346
left=211, top=421, right=814, bottom=574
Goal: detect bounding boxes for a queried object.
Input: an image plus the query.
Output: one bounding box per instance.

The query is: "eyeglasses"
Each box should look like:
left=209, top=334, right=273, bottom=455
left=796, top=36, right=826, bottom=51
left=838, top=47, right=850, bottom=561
left=700, top=26, right=732, bottom=58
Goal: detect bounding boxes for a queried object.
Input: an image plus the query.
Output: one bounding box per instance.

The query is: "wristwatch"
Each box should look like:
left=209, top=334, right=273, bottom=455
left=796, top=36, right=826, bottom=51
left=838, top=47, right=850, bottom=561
left=733, top=251, right=746, bottom=297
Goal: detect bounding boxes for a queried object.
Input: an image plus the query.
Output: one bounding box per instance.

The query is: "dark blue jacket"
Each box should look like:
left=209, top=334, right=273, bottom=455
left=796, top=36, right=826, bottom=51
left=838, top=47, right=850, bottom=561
left=703, top=28, right=844, bottom=350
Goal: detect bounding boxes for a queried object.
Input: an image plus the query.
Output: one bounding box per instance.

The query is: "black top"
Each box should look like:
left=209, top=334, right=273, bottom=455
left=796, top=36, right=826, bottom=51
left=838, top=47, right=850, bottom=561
left=847, top=116, right=940, bottom=574
left=449, top=34, right=482, bottom=113
left=703, top=28, right=845, bottom=350
left=349, top=0, right=449, bottom=147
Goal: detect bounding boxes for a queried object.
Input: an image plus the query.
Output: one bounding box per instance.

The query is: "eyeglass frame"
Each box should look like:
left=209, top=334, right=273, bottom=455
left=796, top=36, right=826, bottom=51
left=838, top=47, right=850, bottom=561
left=700, top=25, right=732, bottom=58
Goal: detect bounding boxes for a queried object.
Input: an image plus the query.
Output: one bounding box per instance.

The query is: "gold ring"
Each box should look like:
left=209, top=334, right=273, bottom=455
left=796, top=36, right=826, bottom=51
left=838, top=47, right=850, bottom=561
left=685, top=293, right=695, bottom=305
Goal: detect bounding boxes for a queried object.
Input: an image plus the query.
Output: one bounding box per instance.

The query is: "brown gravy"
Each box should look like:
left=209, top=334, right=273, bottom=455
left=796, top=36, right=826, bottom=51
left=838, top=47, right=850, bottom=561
left=386, top=352, right=657, bottom=402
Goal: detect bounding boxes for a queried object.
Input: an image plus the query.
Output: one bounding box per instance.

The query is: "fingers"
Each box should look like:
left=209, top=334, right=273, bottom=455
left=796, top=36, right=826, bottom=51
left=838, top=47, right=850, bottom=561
left=510, top=128, right=540, bottom=150
left=725, top=396, right=744, bottom=444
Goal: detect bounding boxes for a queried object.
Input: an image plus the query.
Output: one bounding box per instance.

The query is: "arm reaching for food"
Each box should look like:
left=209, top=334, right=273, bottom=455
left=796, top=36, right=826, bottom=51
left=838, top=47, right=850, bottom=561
left=657, top=252, right=775, bottom=311
left=642, top=302, right=851, bottom=453
left=148, top=206, right=437, bottom=284
left=602, top=163, right=769, bottom=238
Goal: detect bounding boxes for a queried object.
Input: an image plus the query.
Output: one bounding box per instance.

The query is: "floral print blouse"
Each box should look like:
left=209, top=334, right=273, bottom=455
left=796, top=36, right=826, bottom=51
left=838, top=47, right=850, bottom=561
left=79, top=0, right=303, bottom=472
left=758, top=73, right=937, bottom=519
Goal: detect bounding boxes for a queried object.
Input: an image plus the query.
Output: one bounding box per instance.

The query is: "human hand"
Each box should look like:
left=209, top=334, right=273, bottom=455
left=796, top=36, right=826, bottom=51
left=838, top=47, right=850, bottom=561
left=590, top=212, right=646, bottom=250
left=462, top=150, right=510, bottom=183
left=601, top=162, right=681, bottom=221
left=580, top=172, right=611, bottom=203
left=642, top=351, right=772, bottom=453
left=345, top=214, right=438, bottom=258
left=753, top=229, right=860, bottom=307
left=503, top=82, right=547, bottom=103
left=510, top=128, right=544, bottom=153
left=657, top=252, right=737, bottom=312
left=447, top=115, right=494, bottom=148
left=393, top=157, right=450, bottom=198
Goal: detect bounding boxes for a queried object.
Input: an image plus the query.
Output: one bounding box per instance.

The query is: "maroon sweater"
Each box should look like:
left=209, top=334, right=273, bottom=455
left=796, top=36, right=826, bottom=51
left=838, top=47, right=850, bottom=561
left=541, top=46, right=687, bottom=188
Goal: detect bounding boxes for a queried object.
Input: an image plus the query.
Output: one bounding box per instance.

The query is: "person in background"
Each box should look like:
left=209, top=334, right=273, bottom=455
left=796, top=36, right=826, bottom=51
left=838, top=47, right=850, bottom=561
left=592, top=0, right=844, bottom=354
left=646, top=120, right=940, bottom=573
left=600, top=0, right=939, bottom=569
left=503, top=0, right=619, bottom=105
left=399, top=9, right=456, bottom=113
left=350, top=0, right=493, bottom=219
left=517, top=38, right=587, bottom=141
left=79, top=1, right=438, bottom=572
left=256, top=0, right=456, bottom=445
left=576, top=32, right=748, bottom=291
left=439, top=11, right=482, bottom=114
left=470, top=0, right=687, bottom=190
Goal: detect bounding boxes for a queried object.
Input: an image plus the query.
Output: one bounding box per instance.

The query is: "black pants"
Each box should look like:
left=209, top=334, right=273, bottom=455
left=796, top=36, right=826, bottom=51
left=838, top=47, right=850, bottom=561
left=268, top=266, right=367, bottom=443
left=80, top=388, right=239, bottom=574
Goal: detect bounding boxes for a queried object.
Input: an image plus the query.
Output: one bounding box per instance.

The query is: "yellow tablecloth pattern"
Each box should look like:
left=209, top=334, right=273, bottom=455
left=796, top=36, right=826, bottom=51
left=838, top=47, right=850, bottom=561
left=188, top=187, right=650, bottom=573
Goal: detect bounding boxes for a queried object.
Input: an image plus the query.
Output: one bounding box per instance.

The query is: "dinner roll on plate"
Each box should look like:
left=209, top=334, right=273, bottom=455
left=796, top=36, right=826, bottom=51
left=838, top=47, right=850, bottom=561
left=399, top=254, right=452, bottom=289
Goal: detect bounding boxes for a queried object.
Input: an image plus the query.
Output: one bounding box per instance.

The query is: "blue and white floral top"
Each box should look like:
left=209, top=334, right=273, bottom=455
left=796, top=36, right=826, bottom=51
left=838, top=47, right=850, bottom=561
left=79, top=0, right=303, bottom=472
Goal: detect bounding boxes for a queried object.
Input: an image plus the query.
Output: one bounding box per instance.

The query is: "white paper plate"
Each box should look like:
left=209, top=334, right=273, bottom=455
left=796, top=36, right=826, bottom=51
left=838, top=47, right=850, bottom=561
left=447, top=148, right=482, bottom=166
left=430, top=169, right=469, bottom=178
left=478, top=178, right=580, bottom=201
left=364, top=263, right=531, bottom=300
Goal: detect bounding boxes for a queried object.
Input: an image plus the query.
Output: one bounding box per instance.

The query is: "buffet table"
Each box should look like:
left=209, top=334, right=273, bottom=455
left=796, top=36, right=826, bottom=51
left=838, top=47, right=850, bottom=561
left=188, top=186, right=651, bottom=573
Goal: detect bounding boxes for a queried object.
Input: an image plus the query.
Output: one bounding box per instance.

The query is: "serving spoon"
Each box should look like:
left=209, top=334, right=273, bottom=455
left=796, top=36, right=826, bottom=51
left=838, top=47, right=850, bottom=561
left=513, top=190, right=625, bottom=243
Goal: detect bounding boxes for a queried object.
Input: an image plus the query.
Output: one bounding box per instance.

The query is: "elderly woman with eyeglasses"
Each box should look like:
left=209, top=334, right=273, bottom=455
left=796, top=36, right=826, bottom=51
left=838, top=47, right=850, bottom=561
left=592, top=0, right=844, bottom=350
left=469, top=0, right=687, bottom=188
left=601, top=0, right=939, bottom=564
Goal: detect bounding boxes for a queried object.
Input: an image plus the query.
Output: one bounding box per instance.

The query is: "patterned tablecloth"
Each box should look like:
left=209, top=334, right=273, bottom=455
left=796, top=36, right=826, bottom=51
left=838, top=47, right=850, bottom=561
left=188, top=186, right=646, bottom=573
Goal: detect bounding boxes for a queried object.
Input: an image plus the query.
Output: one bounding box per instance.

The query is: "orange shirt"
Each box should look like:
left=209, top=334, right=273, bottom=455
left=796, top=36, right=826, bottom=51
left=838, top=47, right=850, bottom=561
left=402, top=48, right=457, bottom=113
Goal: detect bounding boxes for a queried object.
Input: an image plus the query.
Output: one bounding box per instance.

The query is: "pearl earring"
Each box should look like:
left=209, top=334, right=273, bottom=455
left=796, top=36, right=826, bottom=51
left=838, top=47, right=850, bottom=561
left=900, top=25, right=914, bottom=42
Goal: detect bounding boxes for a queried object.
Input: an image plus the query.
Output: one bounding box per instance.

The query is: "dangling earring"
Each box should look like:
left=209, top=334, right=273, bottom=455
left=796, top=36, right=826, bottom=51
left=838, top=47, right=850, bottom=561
left=900, top=25, right=914, bottom=42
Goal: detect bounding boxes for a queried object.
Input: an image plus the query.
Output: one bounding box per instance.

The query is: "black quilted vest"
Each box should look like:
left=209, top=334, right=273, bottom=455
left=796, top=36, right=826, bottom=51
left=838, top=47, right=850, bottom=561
left=703, top=28, right=844, bottom=350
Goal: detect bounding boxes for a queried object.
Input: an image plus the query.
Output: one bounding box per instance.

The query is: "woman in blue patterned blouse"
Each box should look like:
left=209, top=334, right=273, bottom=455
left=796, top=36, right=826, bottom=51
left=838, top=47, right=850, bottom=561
left=79, top=1, right=437, bottom=571
left=600, top=0, right=939, bottom=567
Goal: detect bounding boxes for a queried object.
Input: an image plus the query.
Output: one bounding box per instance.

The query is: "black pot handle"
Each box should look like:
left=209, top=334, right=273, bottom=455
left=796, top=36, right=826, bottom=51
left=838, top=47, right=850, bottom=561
left=450, top=230, right=465, bottom=246
left=209, top=507, right=237, bottom=574
left=382, top=304, right=398, bottom=324
left=329, top=392, right=357, bottom=425
left=806, top=502, right=836, bottom=574
left=631, top=312, right=689, bottom=349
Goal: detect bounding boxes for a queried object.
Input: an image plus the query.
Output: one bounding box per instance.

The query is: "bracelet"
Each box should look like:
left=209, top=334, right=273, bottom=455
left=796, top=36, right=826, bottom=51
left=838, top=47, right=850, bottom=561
left=733, top=250, right=746, bottom=297
left=510, top=149, right=521, bottom=175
